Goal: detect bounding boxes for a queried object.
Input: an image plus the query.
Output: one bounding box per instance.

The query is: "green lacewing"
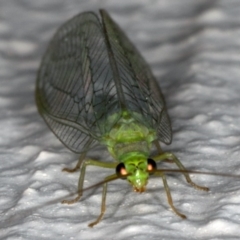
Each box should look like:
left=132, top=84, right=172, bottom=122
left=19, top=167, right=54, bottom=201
left=36, top=9, right=209, bottom=227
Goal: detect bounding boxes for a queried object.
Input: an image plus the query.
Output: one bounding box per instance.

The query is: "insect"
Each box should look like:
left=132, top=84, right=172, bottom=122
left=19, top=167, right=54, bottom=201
left=36, top=9, right=209, bottom=227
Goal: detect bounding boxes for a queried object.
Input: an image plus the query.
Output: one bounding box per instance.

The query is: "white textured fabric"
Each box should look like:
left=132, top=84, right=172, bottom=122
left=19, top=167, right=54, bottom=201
left=1, top=0, right=240, bottom=239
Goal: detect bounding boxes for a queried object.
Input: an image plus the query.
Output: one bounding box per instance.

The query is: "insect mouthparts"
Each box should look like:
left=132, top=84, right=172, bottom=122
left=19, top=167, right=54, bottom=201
left=134, top=186, right=146, bottom=193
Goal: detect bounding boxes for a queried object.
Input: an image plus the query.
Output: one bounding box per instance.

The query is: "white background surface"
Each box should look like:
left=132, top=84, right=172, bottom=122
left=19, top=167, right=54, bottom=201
left=1, top=0, right=240, bottom=239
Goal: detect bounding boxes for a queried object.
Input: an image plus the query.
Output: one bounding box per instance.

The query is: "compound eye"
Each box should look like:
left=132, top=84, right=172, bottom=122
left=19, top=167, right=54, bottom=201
left=116, top=163, right=128, bottom=179
left=147, top=158, right=156, bottom=174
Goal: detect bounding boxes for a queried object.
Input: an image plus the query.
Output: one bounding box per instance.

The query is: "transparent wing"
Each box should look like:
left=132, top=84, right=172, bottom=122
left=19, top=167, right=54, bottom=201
left=36, top=12, right=122, bottom=153
left=100, top=10, right=172, bottom=144
left=36, top=10, right=172, bottom=154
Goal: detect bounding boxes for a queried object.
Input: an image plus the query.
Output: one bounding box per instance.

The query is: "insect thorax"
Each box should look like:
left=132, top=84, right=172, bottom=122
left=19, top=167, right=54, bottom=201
left=101, top=112, right=157, bottom=162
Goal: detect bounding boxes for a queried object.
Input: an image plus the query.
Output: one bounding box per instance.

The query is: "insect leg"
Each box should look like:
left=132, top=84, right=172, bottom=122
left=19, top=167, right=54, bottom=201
left=62, top=160, right=117, bottom=204
left=153, top=140, right=163, bottom=154
left=153, top=152, right=209, bottom=191
left=62, top=151, right=87, bottom=173
left=154, top=141, right=173, bottom=163
left=88, top=173, right=117, bottom=227
left=155, top=171, right=186, bottom=218
left=62, top=139, right=94, bottom=173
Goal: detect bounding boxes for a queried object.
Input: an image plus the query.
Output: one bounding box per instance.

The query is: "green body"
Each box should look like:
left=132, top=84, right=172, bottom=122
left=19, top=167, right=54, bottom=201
left=102, top=111, right=156, bottom=191
left=36, top=9, right=208, bottom=227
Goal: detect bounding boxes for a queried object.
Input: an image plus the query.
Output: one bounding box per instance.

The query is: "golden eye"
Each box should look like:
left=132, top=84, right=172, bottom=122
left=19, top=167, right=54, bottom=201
left=116, top=163, right=128, bottom=179
left=147, top=158, right=156, bottom=174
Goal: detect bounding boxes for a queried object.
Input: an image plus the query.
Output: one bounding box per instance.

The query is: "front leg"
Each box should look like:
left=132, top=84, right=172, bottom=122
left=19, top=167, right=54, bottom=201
left=62, top=159, right=117, bottom=204
left=154, top=141, right=173, bottom=163
left=153, top=152, right=209, bottom=191
left=88, top=174, right=117, bottom=227
left=62, top=151, right=87, bottom=173
left=62, top=139, right=93, bottom=173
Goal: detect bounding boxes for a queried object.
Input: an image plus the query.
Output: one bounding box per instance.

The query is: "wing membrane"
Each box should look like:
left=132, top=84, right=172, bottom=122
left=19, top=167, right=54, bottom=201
left=36, top=12, right=121, bottom=153
left=36, top=10, right=172, bottom=154
left=100, top=10, right=172, bottom=144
